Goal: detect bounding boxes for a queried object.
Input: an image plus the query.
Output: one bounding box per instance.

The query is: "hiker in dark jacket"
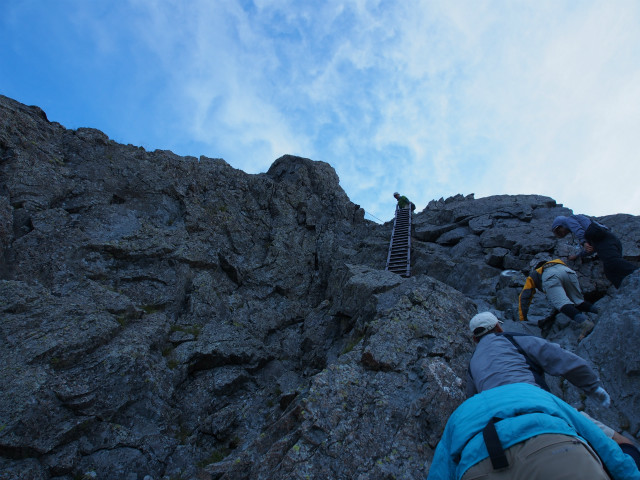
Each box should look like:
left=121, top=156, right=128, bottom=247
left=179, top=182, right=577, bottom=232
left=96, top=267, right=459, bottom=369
left=552, top=214, right=638, bottom=288
left=518, top=258, right=598, bottom=340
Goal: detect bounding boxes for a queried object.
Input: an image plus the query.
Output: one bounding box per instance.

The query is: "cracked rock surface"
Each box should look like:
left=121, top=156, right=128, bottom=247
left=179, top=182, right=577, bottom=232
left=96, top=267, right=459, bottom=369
left=1, top=94, right=639, bottom=479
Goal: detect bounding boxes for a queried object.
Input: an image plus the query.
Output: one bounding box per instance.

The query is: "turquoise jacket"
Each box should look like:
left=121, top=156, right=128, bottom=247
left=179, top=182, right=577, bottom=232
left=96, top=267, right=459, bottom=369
left=427, top=383, right=639, bottom=480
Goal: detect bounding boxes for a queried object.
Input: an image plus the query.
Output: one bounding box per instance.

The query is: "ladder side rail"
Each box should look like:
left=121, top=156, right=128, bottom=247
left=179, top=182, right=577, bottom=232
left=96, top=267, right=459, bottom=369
left=385, top=206, right=400, bottom=270
left=406, top=207, right=412, bottom=277
left=386, top=205, right=413, bottom=277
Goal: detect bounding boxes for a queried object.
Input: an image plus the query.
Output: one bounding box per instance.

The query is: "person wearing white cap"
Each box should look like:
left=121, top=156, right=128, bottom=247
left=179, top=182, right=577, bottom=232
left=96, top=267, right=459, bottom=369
left=466, top=311, right=640, bottom=468
left=466, top=311, right=608, bottom=403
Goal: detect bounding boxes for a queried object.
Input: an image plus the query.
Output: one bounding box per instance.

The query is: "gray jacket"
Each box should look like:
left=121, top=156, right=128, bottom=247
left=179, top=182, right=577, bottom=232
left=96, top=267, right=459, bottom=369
left=466, top=332, right=601, bottom=397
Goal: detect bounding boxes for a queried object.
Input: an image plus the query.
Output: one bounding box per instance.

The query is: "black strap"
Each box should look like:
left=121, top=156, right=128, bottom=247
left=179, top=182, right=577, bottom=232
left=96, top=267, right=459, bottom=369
left=482, top=417, right=509, bottom=470
left=468, top=333, right=551, bottom=392
left=498, top=333, right=550, bottom=392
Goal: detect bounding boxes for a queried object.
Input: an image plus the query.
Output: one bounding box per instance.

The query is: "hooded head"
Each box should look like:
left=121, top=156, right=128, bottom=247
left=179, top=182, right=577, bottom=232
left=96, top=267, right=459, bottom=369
left=551, top=216, right=568, bottom=234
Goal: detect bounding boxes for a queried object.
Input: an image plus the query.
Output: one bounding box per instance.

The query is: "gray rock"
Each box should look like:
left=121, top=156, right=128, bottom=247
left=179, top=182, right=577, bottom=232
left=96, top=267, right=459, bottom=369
left=206, top=276, right=477, bottom=479
left=1, top=93, right=639, bottom=479
left=435, top=226, right=470, bottom=246
left=413, top=222, right=457, bottom=242
left=579, top=270, right=640, bottom=434
left=486, top=247, right=511, bottom=268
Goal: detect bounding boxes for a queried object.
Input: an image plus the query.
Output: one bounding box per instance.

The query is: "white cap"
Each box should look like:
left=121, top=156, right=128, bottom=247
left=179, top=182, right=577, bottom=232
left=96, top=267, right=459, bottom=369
left=469, top=312, right=503, bottom=337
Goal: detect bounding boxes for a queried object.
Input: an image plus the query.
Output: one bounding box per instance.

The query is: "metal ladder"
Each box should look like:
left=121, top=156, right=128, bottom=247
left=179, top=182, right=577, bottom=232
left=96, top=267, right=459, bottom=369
left=385, top=206, right=411, bottom=277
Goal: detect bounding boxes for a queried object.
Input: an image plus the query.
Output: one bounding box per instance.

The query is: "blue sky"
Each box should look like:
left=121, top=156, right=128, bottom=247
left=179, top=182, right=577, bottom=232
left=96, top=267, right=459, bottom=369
left=2, top=1, right=640, bottom=223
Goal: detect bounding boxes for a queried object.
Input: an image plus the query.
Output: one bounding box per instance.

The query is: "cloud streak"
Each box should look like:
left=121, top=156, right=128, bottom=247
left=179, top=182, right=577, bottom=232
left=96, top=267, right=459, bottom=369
left=1, top=0, right=639, bottom=221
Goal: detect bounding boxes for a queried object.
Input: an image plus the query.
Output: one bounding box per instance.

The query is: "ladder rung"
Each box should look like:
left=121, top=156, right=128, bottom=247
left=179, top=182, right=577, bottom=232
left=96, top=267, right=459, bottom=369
left=386, top=207, right=412, bottom=277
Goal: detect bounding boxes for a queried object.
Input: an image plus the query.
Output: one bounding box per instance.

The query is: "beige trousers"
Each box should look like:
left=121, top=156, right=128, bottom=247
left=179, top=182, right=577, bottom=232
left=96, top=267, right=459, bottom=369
left=541, top=264, right=584, bottom=310
left=461, top=433, right=610, bottom=480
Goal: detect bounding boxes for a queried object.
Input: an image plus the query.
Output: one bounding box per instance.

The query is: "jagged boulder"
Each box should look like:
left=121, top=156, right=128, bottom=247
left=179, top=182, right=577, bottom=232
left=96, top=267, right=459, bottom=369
left=206, top=276, right=476, bottom=479
left=579, top=270, right=640, bottom=435
left=410, top=194, right=568, bottom=300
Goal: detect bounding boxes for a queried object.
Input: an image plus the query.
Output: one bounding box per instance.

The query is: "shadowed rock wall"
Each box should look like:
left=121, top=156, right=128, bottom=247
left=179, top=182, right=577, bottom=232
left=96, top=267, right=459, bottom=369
left=1, top=94, right=639, bottom=480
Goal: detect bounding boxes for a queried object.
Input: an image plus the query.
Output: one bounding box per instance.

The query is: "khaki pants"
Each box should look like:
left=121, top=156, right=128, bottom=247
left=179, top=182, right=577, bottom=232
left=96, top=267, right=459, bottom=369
left=462, top=433, right=610, bottom=480
left=542, top=264, right=584, bottom=311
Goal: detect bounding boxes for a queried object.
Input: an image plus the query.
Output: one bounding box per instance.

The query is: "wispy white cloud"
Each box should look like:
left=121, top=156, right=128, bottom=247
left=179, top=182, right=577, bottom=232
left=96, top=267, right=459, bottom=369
left=463, top=2, right=640, bottom=216
left=2, top=0, right=639, bottom=220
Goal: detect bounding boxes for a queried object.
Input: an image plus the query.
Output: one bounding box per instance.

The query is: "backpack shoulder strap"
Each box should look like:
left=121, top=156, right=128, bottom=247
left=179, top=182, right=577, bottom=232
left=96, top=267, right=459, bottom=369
left=497, top=332, right=550, bottom=391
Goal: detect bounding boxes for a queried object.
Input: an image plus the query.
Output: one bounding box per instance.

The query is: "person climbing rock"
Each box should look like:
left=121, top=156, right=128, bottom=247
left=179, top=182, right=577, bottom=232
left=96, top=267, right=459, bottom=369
left=466, top=312, right=608, bottom=400
left=427, top=383, right=640, bottom=480
left=393, top=192, right=414, bottom=210
left=466, top=311, right=640, bottom=467
left=552, top=214, right=638, bottom=288
left=518, top=258, right=598, bottom=340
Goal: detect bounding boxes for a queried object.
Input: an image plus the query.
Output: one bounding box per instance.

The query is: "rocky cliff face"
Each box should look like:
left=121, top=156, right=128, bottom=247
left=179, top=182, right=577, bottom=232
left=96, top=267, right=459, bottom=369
left=1, top=94, right=639, bottom=480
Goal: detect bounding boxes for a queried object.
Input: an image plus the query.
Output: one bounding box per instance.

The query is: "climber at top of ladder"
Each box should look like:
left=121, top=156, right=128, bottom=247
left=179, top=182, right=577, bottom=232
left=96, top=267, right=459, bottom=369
left=386, top=192, right=414, bottom=277
left=393, top=192, right=416, bottom=211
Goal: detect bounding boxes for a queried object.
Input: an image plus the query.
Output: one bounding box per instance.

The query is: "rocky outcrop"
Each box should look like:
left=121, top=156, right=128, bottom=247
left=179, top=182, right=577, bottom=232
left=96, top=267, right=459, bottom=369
left=1, top=94, right=639, bottom=479
left=579, top=270, right=640, bottom=435
left=206, top=277, right=476, bottom=479
left=0, top=94, right=371, bottom=479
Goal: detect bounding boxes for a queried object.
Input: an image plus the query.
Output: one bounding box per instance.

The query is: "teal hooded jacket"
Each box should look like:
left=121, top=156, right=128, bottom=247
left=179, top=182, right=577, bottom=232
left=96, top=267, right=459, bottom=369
left=427, top=383, right=639, bottom=480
